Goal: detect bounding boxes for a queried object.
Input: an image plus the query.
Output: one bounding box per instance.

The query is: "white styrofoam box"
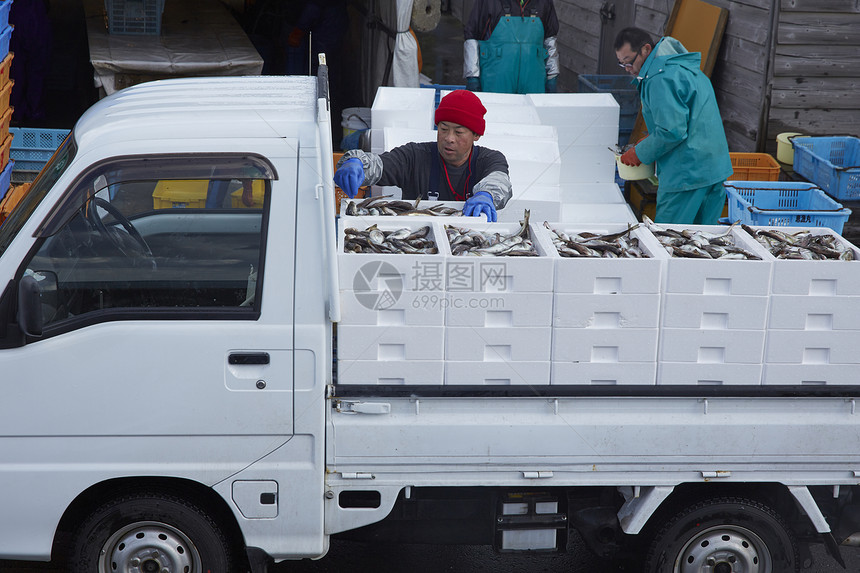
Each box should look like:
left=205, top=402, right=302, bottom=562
left=659, top=328, right=765, bottom=364
left=560, top=183, right=626, bottom=205
left=553, top=293, right=661, bottom=328
left=758, top=227, right=860, bottom=296
left=483, top=104, right=542, bottom=126
left=484, top=123, right=557, bottom=140
left=661, top=293, right=770, bottom=330
left=445, top=360, right=551, bottom=385
left=445, top=326, right=552, bottom=361
left=764, top=330, right=860, bottom=364
left=338, top=219, right=447, bottom=291
left=479, top=136, right=562, bottom=188
left=338, top=360, right=444, bottom=385
left=501, top=185, right=562, bottom=224
left=554, top=145, right=617, bottom=186
left=767, top=294, right=860, bottom=330
left=371, top=86, right=436, bottom=130
left=546, top=223, right=668, bottom=294
left=657, top=363, right=763, bottom=385
left=339, top=290, right=444, bottom=326
left=445, top=221, right=556, bottom=292
left=551, top=362, right=656, bottom=385
left=552, top=328, right=658, bottom=363
left=762, top=363, right=858, bottom=386
left=445, top=292, right=553, bottom=327
left=561, top=202, right=637, bottom=225
left=661, top=225, right=774, bottom=295
left=337, top=325, right=444, bottom=361
left=371, top=184, right=403, bottom=200
left=382, top=127, right=437, bottom=151
left=527, top=93, right=620, bottom=129
left=370, top=128, right=384, bottom=155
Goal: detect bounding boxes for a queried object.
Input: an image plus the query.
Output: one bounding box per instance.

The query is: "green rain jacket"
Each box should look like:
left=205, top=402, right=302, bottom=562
left=633, top=37, right=732, bottom=192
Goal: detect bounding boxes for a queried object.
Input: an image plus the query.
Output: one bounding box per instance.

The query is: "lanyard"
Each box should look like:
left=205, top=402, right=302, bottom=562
left=441, top=149, right=473, bottom=202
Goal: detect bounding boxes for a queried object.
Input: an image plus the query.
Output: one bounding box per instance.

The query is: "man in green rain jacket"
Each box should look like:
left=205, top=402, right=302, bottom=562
left=615, top=27, right=733, bottom=224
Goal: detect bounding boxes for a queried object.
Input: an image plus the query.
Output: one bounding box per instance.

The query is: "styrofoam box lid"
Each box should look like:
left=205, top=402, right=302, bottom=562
left=337, top=218, right=449, bottom=291
left=528, top=92, right=620, bottom=109
left=752, top=225, right=860, bottom=296
left=484, top=123, right=557, bottom=139
left=444, top=220, right=556, bottom=292
left=440, top=90, right=530, bottom=107
left=372, top=86, right=436, bottom=111
left=483, top=105, right=541, bottom=125
left=542, top=223, right=668, bottom=294
left=661, top=224, right=774, bottom=295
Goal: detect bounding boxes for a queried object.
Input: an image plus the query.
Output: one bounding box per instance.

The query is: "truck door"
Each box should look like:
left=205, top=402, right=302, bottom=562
left=0, top=152, right=297, bottom=556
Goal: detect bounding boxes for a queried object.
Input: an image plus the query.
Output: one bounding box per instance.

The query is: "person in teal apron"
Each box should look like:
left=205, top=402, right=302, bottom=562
left=615, top=27, right=733, bottom=224
left=464, top=0, right=560, bottom=94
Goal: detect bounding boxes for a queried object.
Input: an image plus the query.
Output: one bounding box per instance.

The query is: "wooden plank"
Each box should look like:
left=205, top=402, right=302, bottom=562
left=773, top=46, right=860, bottom=77
left=634, top=5, right=669, bottom=37
left=719, top=3, right=771, bottom=45
left=771, top=77, right=860, bottom=108
left=717, top=35, right=769, bottom=75
left=778, top=13, right=860, bottom=44
left=717, top=89, right=763, bottom=142
left=555, top=1, right=601, bottom=31
left=768, top=108, right=860, bottom=137
left=713, top=61, right=766, bottom=102
left=781, top=0, right=860, bottom=13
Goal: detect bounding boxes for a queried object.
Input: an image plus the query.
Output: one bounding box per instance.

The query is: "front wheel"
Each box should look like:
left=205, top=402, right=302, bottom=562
left=645, top=497, right=799, bottom=572
left=70, top=492, right=237, bottom=573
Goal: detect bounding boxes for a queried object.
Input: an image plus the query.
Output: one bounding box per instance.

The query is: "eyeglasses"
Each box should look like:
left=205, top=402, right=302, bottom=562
left=618, top=46, right=643, bottom=70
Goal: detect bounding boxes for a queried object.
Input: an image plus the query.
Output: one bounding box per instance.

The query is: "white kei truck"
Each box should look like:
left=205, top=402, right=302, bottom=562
left=1, top=67, right=860, bottom=573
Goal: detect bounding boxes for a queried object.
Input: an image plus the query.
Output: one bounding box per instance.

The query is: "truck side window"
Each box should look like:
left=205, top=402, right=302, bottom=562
left=22, top=155, right=274, bottom=335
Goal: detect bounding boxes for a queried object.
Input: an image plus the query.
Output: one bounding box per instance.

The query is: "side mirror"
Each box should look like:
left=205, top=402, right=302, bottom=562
left=17, top=275, right=44, bottom=337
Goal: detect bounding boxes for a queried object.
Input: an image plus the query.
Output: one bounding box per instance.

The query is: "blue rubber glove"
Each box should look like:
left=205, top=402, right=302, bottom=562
left=545, top=76, right=558, bottom=93
left=466, top=77, right=481, bottom=92
left=333, top=158, right=364, bottom=198
left=463, top=191, right=497, bottom=222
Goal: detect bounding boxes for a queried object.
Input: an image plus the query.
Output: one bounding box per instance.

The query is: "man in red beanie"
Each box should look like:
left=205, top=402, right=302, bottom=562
left=333, top=90, right=512, bottom=221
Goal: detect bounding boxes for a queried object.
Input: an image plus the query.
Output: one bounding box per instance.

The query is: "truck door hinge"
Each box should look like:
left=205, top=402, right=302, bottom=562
left=335, top=400, right=391, bottom=415
left=522, top=471, right=554, bottom=479
left=702, top=470, right=732, bottom=479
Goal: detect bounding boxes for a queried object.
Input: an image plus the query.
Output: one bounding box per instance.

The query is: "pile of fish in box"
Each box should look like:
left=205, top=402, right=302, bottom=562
left=343, top=224, right=438, bottom=254
left=343, top=195, right=463, bottom=217
left=742, top=225, right=856, bottom=261
left=643, top=217, right=761, bottom=260
left=445, top=210, right=538, bottom=256
left=544, top=221, right=647, bottom=258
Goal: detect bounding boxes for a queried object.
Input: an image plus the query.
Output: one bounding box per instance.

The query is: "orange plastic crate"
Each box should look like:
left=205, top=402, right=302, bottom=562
left=0, top=79, right=12, bottom=112
left=0, top=133, right=12, bottom=168
left=728, top=152, right=781, bottom=181
left=0, top=107, right=10, bottom=143
left=0, top=53, right=12, bottom=89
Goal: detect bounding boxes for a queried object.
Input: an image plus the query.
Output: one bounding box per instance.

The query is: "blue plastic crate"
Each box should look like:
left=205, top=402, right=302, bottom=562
left=725, top=180, right=851, bottom=234
left=105, top=0, right=165, bottom=35
left=9, top=127, right=70, bottom=176
left=792, top=136, right=860, bottom=201
left=420, top=83, right=466, bottom=110
left=0, top=24, right=10, bottom=62
left=0, top=159, right=12, bottom=199
left=0, top=1, right=12, bottom=30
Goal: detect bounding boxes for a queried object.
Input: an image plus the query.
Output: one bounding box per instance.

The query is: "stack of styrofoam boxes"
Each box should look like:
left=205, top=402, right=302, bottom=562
left=443, top=220, right=556, bottom=385
left=657, top=226, right=775, bottom=385
left=370, top=87, right=436, bottom=156
left=528, top=93, right=634, bottom=225
left=336, top=217, right=448, bottom=385
left=547, top=223, right=668, bottom=385
left=762, top=228, right=860, bottom=385
left=0, top=0, right=13, bottom=203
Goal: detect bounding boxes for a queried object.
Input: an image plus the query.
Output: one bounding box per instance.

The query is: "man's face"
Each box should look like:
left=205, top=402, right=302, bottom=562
left=616, top=42, right=650, bottom=76
left=437, top=121, right=480, bottom=166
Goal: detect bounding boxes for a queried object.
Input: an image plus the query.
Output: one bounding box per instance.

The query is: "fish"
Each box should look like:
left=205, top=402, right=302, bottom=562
left=343, top=196, right=464, bottom=217
left=344, top=225, right=438, bottom=254
left=643, top=216, right=760, bottom=260
left=742, top=225, right=856, bottom=261
left=544, top=221, right=646, bottom=258
left=446, top=210, right=539, bottom=257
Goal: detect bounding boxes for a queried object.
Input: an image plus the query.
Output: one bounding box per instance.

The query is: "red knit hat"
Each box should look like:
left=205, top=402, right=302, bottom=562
left=434, top=90, right=487, bottom=135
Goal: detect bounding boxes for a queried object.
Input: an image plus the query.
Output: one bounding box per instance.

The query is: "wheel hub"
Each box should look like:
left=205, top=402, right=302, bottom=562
left=675, top=525, right=770, bottom=572
left=99, top=520, right=200, bottom=573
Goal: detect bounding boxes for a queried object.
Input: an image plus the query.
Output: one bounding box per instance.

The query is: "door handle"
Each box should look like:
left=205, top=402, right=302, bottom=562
left=229, top=352, right=270, bottom=365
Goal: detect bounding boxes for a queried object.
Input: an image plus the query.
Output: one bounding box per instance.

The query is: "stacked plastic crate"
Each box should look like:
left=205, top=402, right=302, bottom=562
left=0, top=0, right=13, bottom=203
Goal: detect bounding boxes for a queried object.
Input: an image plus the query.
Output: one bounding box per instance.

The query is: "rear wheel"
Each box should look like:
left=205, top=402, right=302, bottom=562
left=70, top=491, right=236, bottom=573
left=645, top=497, right=798, bottom=572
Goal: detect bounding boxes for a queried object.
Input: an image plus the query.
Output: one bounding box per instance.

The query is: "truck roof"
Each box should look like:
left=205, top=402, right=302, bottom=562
left=74, top=76, right=321, bottom=151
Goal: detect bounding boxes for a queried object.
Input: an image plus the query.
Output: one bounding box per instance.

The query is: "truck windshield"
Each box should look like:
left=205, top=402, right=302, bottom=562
left=0, top=135, right=77, bottom=257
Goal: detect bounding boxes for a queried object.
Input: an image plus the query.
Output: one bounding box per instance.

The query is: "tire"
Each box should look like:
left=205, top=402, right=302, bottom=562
left=69, top=491, right=237, bottom=573
left=645, top=497, right=799, bottom=573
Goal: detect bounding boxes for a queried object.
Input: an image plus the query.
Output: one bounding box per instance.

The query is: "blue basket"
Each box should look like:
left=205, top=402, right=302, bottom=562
left=0, top=159, right=12, bottom=199
left=0, top=25, right=10, bottom=62
left=420, top=84, right=466, bottom=110
left=792, top=136, right=860, bottom=201
left=0, top=1, right=12, bottom=30
left=9, top=127, right=70, bottom=175
left=725, top=181, right=851, bottom=234
left=105, top=0, right=165, bottom=35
